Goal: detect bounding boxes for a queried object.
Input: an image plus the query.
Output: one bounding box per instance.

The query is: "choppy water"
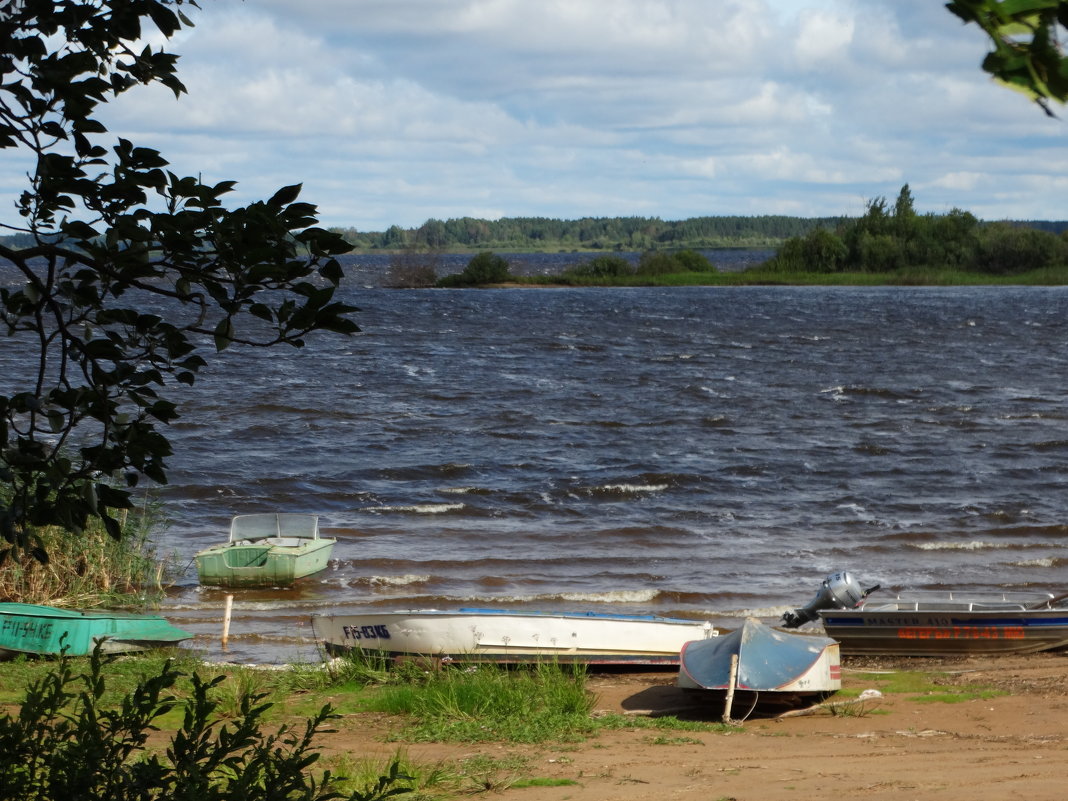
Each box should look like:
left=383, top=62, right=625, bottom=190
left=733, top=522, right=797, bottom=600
left=7, top=252, right=1068, bottom=663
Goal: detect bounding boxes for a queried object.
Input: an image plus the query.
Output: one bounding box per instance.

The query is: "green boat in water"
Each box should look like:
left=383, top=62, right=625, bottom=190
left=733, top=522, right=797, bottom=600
left=194, top=513, right=336, bottom=588
left=0, top=603, right=192, bottom=658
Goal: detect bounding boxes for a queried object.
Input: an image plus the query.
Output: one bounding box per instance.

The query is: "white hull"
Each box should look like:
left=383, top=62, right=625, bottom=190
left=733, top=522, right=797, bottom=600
left=311, top=609, right=719, bottom=666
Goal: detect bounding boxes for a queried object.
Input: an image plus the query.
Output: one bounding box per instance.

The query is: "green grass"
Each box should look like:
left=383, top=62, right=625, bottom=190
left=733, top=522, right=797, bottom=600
left=323, top=749, right=454, bottom=799
left=850, top=669, right=1006, bottom=704
left=323, top=750, right=580, bottom=798
left=510, top=777, right=581, bottom=788
left=366, top=661, right=598, bottom=743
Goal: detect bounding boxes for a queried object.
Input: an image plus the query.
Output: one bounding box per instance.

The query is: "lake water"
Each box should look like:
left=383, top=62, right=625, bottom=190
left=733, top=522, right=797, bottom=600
left=5, top=251, right=1068, bottom=663
left=132, top=254, right=1068, bottom=663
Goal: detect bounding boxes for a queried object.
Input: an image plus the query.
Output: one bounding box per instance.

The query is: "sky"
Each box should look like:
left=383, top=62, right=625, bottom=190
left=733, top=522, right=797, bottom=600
left=7, top=0, right=1068, bottom=231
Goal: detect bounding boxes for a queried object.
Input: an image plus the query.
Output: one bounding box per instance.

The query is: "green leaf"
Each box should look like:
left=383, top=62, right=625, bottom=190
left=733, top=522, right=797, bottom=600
left=46, top=410, right=66, bottom=433
left=213, top=318, right=234, bottom=351
left=998, top=0, right=1059, bottom=15
left=268, top=183, right=303, bottom=207
left=146, top=2, right=183, bottom=36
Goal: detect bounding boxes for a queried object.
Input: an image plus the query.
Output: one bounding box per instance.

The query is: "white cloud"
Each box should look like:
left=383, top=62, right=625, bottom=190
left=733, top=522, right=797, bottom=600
left=794, top=8, right=856, bottom=70
left=1, top=0, right=1066, bottom=231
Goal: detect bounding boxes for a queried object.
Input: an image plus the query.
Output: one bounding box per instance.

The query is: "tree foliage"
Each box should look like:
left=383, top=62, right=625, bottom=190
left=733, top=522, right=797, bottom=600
left=436, top=251, right=511, bottom=287
left=334, top=214, right=848, bottom=253
left=767, top=185, right=1068, bottom=274
left=0, top=1, right=358, bottom=558
left=948, top=0, right=1068, bottom=116
left=0, top=645, right=410, bottom=801
left=637, top=249, right=716, bottom=276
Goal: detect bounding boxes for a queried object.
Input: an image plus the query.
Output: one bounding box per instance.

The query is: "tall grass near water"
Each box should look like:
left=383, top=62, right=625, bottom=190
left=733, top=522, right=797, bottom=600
left=0, top=498, right=170, bottom=608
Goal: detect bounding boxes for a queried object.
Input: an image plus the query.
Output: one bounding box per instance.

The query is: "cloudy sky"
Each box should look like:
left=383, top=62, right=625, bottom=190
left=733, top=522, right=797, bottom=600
left=11, top=0, right=1068, bottom=230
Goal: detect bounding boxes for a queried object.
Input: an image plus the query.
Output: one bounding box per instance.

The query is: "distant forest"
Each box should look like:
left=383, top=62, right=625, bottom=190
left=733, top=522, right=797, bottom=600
left=2, top=213, right=1065, bottom=254
left=331, top=215, right=850, bottom=252
left=330, top=214, right=1068, bottom=253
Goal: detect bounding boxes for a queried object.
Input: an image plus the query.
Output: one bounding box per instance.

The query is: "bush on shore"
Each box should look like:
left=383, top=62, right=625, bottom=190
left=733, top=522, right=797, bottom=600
left=0, top=646, right=410, bottom=801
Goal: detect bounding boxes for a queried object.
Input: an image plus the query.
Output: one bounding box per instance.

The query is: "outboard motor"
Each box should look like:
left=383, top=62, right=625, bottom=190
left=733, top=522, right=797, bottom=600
left=781, top=571, right=879, bottom=628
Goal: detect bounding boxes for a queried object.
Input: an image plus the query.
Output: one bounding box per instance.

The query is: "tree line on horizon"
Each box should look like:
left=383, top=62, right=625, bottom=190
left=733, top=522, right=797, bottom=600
left=329, top=214, right=850, bottom=252
left=324, top=210, right=1068, bottom=256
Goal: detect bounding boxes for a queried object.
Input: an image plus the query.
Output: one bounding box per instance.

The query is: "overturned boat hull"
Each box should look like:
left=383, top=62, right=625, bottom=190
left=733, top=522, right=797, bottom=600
left=677, top=618, right=841, bottom=715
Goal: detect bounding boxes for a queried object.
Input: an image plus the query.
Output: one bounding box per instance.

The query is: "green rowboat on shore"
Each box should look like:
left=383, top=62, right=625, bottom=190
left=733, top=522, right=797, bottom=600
left=0, top=603, right=193, bottom=658
left=194, top=513, right=336, bottom=588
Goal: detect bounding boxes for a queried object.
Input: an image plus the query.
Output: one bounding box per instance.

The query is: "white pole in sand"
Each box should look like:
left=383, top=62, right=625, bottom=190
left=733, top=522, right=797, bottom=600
left=222, top=594, right=233, bottom=649
left=723, top=653, right=739, bottom=724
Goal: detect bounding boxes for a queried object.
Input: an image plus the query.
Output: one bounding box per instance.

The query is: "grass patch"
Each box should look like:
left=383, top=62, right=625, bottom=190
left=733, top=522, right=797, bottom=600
left=592, top=713, right=739, bottom=734
left=850, top=669, right=1006, bottom=704
left=324, top=749, right=456, bottom=799
left=510, top=777, right=581, bottom=788
left=366, top=661, right=597, bottom=743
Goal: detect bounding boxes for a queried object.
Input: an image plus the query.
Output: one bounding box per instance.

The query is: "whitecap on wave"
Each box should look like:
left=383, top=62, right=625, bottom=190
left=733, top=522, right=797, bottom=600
left=724, top=605, right=795, bottom=619
left=441, top=589, right=663, bottom=605
left=542, top=589, right=661, bottom=604
left=366, top=503, right=465, bottom=514
left=598, top=484, right=669, bottom=494
left=1013, top=557, right=1057, bottom=568
left=366, top=574, right=431, bottom=587
left=912, top=540, right=1009, bottom=551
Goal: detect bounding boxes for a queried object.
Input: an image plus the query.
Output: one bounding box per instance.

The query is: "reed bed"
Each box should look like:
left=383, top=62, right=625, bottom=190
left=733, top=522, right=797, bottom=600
left=0, top=499, right=170, bottom=608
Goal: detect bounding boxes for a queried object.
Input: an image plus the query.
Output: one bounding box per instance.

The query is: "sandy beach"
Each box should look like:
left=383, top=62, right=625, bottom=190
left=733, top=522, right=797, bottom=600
left=311, top=651, right=1068, bottom=801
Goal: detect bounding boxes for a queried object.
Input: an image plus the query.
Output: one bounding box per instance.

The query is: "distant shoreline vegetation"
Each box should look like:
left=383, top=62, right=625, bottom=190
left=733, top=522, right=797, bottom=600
left=5, top=187, right=1065, bottom=286
left=331, top=214, right=849, bottom=253
left=354, top=186, right=1068, bottom=287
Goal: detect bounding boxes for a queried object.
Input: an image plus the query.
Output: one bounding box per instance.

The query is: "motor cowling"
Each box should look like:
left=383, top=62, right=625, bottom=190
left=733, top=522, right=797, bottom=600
left=781, top=571, right=878, bottom=628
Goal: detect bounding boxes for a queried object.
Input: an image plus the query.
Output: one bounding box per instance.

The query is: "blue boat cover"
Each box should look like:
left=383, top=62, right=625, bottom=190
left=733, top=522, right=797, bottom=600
left=679, top=618, right=835, bottom=691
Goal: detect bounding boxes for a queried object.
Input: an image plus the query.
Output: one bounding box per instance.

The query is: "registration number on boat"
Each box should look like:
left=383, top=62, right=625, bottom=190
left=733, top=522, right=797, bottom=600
left=897, top=626, right=1025, bottom=641
left=341, top=624, right=391, bottom=641
left=0, top=619, right=54, bottom=641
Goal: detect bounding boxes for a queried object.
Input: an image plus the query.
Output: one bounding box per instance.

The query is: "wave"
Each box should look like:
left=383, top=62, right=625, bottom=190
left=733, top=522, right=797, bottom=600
left=1012, top=557, right=1060, bottom=568
left=364, top=574, right=432, bottom=587
left=821, top=384, right=921, bottom=400
left=345, top=589, right=664, bottom=607
left=546, top=589, right=661, bottom=604
left=596, top=483, right=669, bottom=495
left=364, top=503, right=465, bottom=515
left=721, top=605, right=795, bottom=619
left=911, top=540, right=1009, bottom=551
left=171, top=595, right=341, bottom=612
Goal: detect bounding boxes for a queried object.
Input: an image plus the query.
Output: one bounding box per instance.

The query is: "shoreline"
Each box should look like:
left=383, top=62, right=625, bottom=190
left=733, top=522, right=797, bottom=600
left=308, top=650, right=1068, bottom=800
